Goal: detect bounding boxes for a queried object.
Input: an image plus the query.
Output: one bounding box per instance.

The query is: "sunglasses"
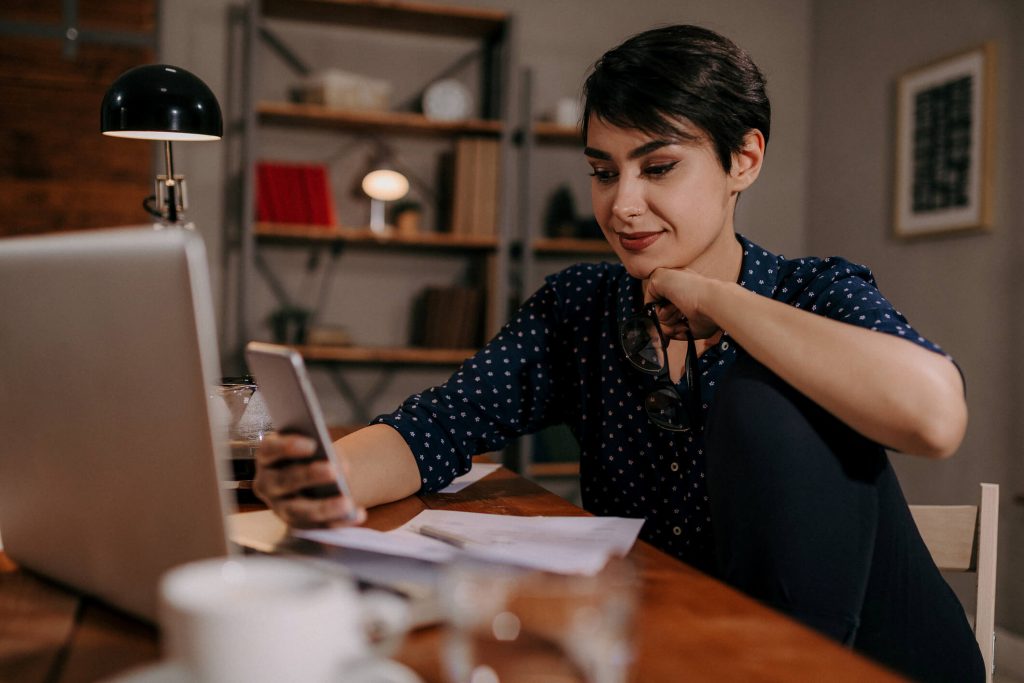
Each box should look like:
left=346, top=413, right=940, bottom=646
left=620, top=302, right=702, bottom=432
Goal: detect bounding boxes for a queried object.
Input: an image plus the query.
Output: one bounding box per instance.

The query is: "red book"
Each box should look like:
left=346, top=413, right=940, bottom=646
left=280, top=164, right=308, bottom=225
left=302, top=164, right=336, bottom=226
left=256, top=162, right=281, bottom=222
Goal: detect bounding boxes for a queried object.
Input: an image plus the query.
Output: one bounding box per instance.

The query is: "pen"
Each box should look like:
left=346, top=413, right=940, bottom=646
left=417, top=525, right=472, bottom=549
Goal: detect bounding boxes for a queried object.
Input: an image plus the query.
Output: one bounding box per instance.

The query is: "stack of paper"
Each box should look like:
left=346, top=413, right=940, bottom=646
left=293, top=510, right=644, bottom=576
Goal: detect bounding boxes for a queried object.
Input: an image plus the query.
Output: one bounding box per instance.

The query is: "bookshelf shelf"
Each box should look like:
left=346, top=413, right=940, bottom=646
left=296, top=344, right=476, bottom=365
left=258, top=102, right=504, bottom=137
left=260, top=0, right=508, bottom=38
left=255, top=223, right=499, bottom=251
left=533, top=121, right=582, bottom=145
left=533, top=237, right=613, bottom=255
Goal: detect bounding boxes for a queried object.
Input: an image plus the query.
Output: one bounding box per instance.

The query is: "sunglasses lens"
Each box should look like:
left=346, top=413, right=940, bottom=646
left=621, top=317, right=664, bottom=372
left=644, top=387, right=691, bottom=431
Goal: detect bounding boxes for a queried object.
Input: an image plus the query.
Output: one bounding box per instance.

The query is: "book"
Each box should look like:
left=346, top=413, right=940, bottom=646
left=446, top=138, right=500, bottom=236
left=413, top=285, right=483, bottom=349
left=255, top=161, right=336, bottom=226
left=450, top=138, right=477, bottom=234
left=302, top=164, right=336, bottom=226
left=256, top=162, right=283, bottom=223
left=475, top=138, right=500, bottom=236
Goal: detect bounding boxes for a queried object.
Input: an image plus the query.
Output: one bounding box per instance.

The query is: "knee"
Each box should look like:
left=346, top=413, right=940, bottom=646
left=705, top=354, right=816, bottom=484
left=705, top=353, right=885, bottom=494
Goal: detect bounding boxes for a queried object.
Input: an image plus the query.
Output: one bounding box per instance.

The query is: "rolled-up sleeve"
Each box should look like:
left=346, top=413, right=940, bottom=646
left=372, top=280, right=573, bottom=491
left=788, top=258, right=949, bottom=358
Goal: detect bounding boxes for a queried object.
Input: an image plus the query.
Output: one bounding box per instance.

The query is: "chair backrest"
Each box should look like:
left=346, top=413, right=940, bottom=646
left=910, top=483, right=999, bottom=683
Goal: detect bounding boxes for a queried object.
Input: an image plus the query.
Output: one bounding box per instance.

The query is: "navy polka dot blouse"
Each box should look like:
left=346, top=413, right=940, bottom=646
left=373, top=234, right=950, bottom=569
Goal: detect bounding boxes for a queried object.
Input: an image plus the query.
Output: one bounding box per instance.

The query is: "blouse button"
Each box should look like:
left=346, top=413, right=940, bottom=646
left=670, top=462, right=679, bottom=472
left=672, top=526, right=682, bottom=536
left=721, top=341, right=730, bottom=350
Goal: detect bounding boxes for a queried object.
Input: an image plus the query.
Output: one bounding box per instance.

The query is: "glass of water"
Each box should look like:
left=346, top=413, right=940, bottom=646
left=440, top=558, right=636, bottom=683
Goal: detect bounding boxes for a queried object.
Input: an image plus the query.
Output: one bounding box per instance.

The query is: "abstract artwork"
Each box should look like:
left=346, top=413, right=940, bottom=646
left=894, top=44, right=995, bottom=237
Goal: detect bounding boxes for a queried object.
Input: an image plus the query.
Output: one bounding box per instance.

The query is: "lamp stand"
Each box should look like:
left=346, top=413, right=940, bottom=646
left=147, top=140, right=193, bottom=230
left=368, top=198, right=389, bottom=236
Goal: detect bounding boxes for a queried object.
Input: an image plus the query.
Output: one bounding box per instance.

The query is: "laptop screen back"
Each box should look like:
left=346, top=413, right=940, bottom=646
left=0, top=227, right=234, bottom=621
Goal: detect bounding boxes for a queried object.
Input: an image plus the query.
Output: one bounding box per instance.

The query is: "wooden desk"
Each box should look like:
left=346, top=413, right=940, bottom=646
left=0, top=468, right=904, bottom=682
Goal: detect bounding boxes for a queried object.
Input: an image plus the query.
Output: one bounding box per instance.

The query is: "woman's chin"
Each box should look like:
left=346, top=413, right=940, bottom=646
left=617, top=252, right=662, bottom=280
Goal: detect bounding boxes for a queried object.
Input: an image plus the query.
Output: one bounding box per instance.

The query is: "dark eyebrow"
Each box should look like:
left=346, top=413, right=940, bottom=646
left=584, top=139, right=674, bottom=161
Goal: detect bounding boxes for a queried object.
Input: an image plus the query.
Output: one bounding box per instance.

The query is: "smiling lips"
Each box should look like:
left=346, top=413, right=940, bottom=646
left=618, top=231, right=662, bottom=252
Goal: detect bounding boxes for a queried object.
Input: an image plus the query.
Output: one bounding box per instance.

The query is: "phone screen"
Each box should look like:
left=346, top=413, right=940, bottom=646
left=244, top=342, right=355, bottom=510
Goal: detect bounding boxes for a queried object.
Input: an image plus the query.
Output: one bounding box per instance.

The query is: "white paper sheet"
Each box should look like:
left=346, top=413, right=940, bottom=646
left=295, top=526, right=456, bottom=563
left=294, top=510, right=644, bottom=576
left=437, top=463, right=502, bottom=493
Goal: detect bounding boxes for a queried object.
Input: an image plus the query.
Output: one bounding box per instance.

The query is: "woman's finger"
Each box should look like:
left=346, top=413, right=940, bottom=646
left=254, top=433, right=316, bottom=467
left=256, top=459, right=338, bottom=501
left=275, top=494, right=363, bottom=529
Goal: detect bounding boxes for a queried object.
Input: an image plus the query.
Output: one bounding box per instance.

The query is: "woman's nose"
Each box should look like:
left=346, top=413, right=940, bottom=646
left=611, top=178, right=646, bottom=222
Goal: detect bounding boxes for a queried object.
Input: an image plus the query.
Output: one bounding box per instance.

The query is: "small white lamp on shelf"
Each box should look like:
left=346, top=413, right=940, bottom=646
left=361, top=167, right=409, bottom=236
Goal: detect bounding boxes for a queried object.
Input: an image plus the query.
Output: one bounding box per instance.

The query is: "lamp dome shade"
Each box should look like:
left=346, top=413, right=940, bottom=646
left=361, top=169, right=409, bottom=201
left=101, top=64, right=223, bottom=141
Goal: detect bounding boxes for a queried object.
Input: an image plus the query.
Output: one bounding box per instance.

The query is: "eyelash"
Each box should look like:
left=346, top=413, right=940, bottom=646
left=588, top=162, right=678, bottom=184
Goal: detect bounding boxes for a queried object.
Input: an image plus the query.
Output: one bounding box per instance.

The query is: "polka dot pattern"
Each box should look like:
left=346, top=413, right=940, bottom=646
left=373, top=234, right=951, bottom=570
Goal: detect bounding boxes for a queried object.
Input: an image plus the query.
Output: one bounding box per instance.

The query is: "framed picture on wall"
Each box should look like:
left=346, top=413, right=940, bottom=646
left=894, top=43, right=996, bottom=238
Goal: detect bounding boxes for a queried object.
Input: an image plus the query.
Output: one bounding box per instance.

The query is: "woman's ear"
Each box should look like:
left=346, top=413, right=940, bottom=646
left=729, top=129, right=765, bottom=193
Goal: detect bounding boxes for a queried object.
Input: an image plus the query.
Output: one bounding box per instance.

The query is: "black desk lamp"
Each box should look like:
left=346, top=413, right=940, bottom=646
left=101, top=64, right=222, bottom=229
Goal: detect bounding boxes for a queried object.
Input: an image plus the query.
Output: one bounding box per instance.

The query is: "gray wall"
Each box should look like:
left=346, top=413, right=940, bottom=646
left=160, top=0, right=1022, bottom=636
left=808, top=0, right=1023, bottom=635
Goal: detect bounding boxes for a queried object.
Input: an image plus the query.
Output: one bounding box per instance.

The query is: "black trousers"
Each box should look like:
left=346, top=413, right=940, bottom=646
left=704, top=352, right=984, bottom=683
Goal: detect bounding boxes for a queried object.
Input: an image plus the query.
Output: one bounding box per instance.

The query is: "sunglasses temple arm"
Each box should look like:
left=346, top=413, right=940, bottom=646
left=686, top=331, right=703, bottom=427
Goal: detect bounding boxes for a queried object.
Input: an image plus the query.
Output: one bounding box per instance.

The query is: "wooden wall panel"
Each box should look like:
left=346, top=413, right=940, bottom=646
left=0, top=13, right=156, bottom=236
left=0, top=0, right=155, bottom=32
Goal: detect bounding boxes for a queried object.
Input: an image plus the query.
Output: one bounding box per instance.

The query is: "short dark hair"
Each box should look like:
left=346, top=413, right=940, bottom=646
left=582, top=25, right=770, bottom=172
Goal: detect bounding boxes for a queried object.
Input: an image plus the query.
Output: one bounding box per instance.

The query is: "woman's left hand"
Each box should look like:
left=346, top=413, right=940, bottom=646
left=645, top=267, right=721, bottom=341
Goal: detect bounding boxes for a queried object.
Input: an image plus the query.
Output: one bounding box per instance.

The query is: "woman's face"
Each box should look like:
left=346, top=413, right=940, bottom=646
left=585, top=115, right=748, bottom=280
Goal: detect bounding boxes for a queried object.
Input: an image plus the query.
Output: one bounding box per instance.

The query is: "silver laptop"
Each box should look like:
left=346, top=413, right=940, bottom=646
left=0, top=227, right=235, bottom=622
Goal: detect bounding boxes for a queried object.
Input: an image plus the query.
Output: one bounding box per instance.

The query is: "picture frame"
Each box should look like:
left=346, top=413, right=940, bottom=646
left=893, top=43, right=996, bottom=238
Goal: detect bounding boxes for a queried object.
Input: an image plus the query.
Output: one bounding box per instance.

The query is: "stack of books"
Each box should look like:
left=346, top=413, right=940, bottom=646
left=412, top=286, right=483, bottom=349
left=256, top=161, right=336, bottom=226
left=449, top=137, right=500, bottom=236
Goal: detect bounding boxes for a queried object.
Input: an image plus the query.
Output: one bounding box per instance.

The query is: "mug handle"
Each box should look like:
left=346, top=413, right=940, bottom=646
left=360, top=589, right=412, bottom=658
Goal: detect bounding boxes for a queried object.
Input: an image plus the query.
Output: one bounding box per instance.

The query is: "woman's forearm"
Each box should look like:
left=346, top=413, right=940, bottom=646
left=335, top=424, right=422, bottom=508
left=703, top=280, right=967, bottom=457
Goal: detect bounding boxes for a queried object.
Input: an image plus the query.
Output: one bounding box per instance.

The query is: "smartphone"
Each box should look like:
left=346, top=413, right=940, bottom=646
left=244, top=341, right=355, bottom=513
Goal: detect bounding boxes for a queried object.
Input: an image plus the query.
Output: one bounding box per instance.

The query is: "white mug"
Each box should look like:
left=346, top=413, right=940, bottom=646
left=159, top=556, right=417, bottom=683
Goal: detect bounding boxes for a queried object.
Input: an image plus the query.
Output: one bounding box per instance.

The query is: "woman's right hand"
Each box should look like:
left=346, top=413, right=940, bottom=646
left=252, top=432, right=366, bottom=529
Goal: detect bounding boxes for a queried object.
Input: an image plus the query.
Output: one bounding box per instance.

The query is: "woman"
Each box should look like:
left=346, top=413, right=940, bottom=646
left=255, top=25, right=983, bottom=681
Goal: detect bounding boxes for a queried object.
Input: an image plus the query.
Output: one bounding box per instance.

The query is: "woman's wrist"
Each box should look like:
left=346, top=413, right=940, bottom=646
left=699, top=277, right=739, bottom=326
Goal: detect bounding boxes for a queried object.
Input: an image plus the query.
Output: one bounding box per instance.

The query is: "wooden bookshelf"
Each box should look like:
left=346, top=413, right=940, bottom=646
left=533, top=121, right=582, bottom=145
left=533, top=237, right=614, bottom=255
left=255, top=223, right=499, bottom=251
left=261, top=0, right=508, bottom=38
left=295, top=344, right=476, bottom=365
left=258, top=102, right=503, bottom=137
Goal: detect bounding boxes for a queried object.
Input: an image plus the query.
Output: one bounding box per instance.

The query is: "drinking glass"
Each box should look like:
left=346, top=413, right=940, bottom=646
left=440, top=559, right=636, bottom=683
left=217, top=377, right=272, bottom=483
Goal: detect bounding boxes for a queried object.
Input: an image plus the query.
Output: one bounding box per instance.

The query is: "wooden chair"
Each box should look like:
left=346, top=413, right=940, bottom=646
left=909, top=483, right=999, bottom=682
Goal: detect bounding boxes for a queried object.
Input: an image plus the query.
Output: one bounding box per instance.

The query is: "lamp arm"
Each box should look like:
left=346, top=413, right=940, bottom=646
left=164, top=141, right=178, bottom=224
left=151, top=140, right=189, bottom=228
